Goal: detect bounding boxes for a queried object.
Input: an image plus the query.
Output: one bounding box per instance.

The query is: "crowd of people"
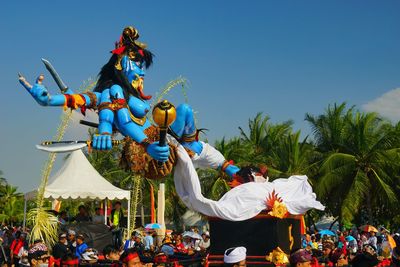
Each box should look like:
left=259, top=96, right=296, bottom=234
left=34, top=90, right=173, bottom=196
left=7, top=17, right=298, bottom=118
left=0, top=223, right=211, bottom=267
left=1, top=201, right=399, bottom=267
left=298, top=227, right=400, bottom=266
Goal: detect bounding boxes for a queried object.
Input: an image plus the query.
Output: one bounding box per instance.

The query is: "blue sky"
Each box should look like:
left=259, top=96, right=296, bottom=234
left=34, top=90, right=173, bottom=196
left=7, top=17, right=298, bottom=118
left=1, top=0, right=399, bottom=192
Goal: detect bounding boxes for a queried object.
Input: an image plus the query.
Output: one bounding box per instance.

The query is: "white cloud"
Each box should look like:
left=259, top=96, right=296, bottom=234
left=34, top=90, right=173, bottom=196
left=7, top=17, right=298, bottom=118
left=363, top=88, right=400, bottom=122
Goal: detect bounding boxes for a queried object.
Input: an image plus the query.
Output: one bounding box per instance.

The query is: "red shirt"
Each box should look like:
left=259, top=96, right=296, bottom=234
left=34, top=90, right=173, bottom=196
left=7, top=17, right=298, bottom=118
left=10, top=239, right=24, bottom=256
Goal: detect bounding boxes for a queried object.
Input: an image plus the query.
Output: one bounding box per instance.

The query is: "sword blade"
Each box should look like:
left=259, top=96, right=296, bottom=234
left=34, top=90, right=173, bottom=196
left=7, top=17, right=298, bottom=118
left=41, top=58, right=68, bottom=93
left=36, top=140, right=123, bottom=153
left=36, top=143, right=88, bottom=153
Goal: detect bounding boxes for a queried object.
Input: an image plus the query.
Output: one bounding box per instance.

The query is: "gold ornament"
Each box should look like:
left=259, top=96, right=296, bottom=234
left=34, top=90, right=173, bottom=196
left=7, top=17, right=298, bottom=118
left=268, top=200, right=288, bottom=219
left=265, top=247, right=289, bottom=266
left=152, top=100, right=177, bottom=128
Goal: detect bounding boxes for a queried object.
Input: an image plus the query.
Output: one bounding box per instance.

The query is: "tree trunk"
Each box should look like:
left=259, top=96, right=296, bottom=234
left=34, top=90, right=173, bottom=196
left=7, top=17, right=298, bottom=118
left=366, top=192, right=373, bottom=224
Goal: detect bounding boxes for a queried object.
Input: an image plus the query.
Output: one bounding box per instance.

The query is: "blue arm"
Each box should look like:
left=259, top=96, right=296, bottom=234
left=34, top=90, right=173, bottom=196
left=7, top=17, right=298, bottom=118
left=19, top=74, right=100, bottom=107
left=92, top=89, right=114, bottom=150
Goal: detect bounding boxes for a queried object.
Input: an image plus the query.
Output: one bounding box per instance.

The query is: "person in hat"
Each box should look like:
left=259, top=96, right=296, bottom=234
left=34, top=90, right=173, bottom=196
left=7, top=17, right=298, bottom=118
left=199, top=231, right=210, bottom=252
left=67, top=229, right=77, bottom=254
left=52, top=233, right=70, bottom=261
left=27, top=242, right=49, bottom=267
left=223, top=246, right=246, bottom=267
left=320, top=240, right=334, bottom=265
left=75, top=234, right=88, bottom=260
left=289, top=248, right=312, bottom=267
left=351, top=244, right=379, bottom=267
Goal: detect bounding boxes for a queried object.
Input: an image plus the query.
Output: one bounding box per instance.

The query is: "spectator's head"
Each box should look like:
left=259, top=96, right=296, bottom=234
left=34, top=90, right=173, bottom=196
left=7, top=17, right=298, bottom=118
left=183, top=235, right=191, bottom=244
left=103, top=244, right=120, bottom=261
left=363, top=244, right=376, bottom=255
left=59, top=211, right=67, bottom=218
left=369, top=231, right=376, bottom=236
left=322, top=240, right=334, bottom=256
left=289, top=248, right=312, bottom=267
left=310, top=235, right=316, bottom=242
left=95, top=207, right=101, bottom=215
left=224, top=246, right=246, bottom=267
left=59, top=233, right=67, bottom=244
left=20, top=232, right=27, bottom=241
left=330, top=248, right=348, bottom=266
left=114, top=201, right=122, bottom=210
left=28, top=242, right=49, bottom=267
left=132, top=231, right=141, bottom=242
left=202, top=231, right=210, bottom=241
left=121, top=248, right=142, bottom=267
left=76, top=234, right=85, bottom=245
left=78, top=205, right=86, bottom=215
left=67, top=230, right=76, bottom=242
left=14, top=230, right=21, bottom=239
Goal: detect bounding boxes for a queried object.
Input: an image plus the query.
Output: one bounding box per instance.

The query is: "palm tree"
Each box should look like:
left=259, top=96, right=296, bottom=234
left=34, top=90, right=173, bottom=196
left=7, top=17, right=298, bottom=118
left=0, top=185, right=24, bottom=226
left=270, top=131, right=318, bottom=179
left=309, top=106, right=400, bottom=224
left=0, top=170, right=7, bottom=187
left=305, top=103, right=353, bottom=153
left=238, top=112, right=293, bottom=165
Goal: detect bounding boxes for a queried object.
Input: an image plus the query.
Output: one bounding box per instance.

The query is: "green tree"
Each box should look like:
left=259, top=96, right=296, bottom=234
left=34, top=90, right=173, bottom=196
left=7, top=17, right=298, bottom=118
left=238, top=112, right=293, bottom=165
left=307, top=104, right=400, bottom=224
left=270, top=131, right=318, bottom=179
left=0, top=185, right=24, bottom=226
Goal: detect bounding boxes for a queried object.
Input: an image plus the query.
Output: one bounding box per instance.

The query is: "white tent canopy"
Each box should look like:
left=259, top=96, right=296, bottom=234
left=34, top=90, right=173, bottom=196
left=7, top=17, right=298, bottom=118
left=24, top=149, right=131, bottom=229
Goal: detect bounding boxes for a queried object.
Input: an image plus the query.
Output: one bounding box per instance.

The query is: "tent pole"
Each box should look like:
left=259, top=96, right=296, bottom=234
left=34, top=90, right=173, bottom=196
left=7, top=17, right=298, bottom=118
left=104, top=198, right=108, bottom=225
left=23, top=196, right=27, bottom=231
left=127, top=198, right=131, bottom=235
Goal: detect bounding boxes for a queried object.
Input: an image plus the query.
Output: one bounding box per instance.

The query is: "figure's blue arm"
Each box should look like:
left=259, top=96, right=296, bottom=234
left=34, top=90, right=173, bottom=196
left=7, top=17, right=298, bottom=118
left=19, top=74, right=100, bottom=108
left=92, top=89, right=114, bottom=150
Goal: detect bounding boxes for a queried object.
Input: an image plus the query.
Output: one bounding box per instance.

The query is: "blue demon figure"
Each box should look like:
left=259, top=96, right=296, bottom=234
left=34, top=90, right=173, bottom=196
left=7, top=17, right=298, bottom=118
left=19, top=26, right=245, bottom=180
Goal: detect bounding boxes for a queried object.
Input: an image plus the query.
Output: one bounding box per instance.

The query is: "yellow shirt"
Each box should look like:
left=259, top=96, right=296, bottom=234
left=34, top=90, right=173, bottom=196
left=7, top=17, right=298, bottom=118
left=113, top=210, right=120, bottom=226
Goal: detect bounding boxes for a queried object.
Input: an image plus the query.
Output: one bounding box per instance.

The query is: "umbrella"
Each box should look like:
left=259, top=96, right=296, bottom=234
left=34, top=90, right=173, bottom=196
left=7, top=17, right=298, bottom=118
left=345, top=235, right=356, bottom=242
left=319, top=229, right=335, bottom=236
left=359, top=225, right=378, bottom=233
left=182, top=231, right=202, bottom=240
left=145, top=223, right=162, bottom=229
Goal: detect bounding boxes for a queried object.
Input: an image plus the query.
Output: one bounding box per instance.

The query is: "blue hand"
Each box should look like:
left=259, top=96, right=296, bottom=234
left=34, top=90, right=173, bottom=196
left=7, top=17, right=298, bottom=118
left=29, top=83, right=50, bottom=106
left=225, top=165, right=240, bottom=177
left=92, top=134, right=112, bottom=150
left=146, top=142, right=170, bottom=162
left=19, top=74, right=51, bottom=106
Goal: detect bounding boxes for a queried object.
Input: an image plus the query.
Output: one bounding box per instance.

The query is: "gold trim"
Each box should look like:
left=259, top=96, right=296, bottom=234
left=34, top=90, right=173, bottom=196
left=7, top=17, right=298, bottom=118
left=127, top=104, right=147, bottom=126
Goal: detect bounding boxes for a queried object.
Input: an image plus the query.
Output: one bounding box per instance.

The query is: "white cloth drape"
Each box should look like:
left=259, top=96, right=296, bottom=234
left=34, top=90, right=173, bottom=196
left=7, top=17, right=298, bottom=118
left=173, top=143, right=325, bottom=221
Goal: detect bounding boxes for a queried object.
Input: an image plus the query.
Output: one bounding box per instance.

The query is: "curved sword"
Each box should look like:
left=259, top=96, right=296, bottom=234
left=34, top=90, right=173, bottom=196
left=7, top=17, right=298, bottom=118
left=41, top=58, right=69, bottom=93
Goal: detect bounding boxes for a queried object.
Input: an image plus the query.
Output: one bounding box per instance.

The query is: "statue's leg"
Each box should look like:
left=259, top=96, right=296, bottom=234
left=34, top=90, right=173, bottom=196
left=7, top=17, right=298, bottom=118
left=170, top=104, right=241, bottom=180
left=170, top=103, right=203, bottom=155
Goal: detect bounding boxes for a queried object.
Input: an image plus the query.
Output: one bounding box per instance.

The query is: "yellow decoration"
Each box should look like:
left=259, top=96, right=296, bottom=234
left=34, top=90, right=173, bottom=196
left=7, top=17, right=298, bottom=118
left=268, top=200, right=288, bottom=219
left=152, top=100, right=177, bottom=128
left=266, top=247, right=289, bottom=266
left=288, top=224, right=294, bottom=250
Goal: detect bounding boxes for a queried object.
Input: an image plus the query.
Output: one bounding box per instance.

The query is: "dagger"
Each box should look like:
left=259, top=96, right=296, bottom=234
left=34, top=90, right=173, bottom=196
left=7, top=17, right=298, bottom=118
left=41, top=58, right=69, bottom=93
